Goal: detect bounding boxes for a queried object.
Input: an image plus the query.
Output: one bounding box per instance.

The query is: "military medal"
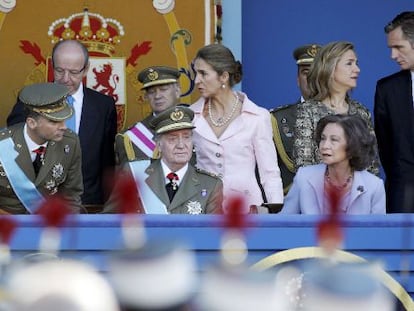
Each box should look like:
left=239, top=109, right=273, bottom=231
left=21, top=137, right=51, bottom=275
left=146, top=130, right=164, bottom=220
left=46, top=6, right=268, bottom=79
left=201, top=189, right=207, bottom=197
left=64, top=145, right=70, bottom=154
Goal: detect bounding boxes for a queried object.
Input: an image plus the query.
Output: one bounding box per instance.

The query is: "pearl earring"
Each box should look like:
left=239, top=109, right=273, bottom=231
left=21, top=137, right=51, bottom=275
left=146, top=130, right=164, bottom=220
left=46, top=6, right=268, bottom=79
left=221, top=84, right=226, bottom=89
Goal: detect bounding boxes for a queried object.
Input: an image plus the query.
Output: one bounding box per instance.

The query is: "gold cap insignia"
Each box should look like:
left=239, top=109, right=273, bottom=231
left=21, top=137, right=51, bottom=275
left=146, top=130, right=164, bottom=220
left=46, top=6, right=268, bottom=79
left=170, top=110, right=184, bottom=121
left=147, top=69, right=159, bottom=81
left=307, top=45, right=319, bottom=58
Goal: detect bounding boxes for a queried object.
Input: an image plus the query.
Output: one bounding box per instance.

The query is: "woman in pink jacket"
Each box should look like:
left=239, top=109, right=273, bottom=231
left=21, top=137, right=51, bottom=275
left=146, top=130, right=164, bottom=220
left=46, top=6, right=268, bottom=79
left=191, top=44, right=283, bottom=212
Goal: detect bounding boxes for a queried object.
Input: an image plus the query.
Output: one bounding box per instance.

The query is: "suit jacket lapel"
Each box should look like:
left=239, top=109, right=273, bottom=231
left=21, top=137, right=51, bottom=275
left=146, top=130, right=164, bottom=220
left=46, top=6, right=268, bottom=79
left=78, top=87, right=90, bottom=139
left=218, top=116, right=244, bottom=141
left=307, top=164, right=326, bottom=213
left=13, top=126, right=36, bottom=181
left=35, top=141, right=60, bottom=184
left=348, top=171, right=365, bottom=206
left=405, top=72, right=414, bottom=152
left=194, top=113, right=219, bottom=143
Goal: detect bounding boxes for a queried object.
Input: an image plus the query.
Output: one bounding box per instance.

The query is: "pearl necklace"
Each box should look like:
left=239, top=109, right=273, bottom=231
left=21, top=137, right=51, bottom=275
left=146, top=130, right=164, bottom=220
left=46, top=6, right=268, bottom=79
left=208, top=93, right=239, bottom=127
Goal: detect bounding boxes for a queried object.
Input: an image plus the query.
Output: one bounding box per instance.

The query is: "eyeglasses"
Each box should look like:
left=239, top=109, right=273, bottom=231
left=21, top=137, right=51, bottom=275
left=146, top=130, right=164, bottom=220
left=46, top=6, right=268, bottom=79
left=54, top=65, right=86, bottom=77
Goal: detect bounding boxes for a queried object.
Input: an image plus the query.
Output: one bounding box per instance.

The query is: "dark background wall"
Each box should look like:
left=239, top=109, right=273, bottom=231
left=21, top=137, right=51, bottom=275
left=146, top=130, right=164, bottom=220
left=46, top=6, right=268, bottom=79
left=242, top=0, right=414, bottom=113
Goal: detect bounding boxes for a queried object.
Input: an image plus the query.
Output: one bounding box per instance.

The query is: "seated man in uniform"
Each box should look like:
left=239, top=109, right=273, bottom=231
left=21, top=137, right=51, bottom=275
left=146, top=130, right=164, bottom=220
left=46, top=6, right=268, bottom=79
left=116, top=66, right=182, bottom=165
left=105, top=105, right=222, bottom=214
left=0, top=83, right=83, bottom=214
left=270, top=44, right=321, bottom=194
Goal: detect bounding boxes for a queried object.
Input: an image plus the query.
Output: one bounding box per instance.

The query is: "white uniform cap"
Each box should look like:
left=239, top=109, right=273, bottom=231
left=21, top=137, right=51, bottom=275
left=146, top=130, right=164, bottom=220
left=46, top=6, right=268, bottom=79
left=6, top=259, right=120, bottom=311
left=301, top=261, right=394, bottom=311
left=108, top=241, right=197, bottom=309
left=197, top=265, right=293, bottom=311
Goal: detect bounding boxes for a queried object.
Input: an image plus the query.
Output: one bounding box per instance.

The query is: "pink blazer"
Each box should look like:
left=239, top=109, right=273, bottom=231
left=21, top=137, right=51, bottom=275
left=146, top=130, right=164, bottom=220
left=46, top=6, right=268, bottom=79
left=191, top=92, right=283, bottom=208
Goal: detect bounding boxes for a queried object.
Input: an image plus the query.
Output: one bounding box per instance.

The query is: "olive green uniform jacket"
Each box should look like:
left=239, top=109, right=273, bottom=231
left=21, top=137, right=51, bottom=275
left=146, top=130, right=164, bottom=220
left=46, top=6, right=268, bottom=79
left=0, top=124, right=83, bottom=214
left=104, top=159, right=223, bottom=214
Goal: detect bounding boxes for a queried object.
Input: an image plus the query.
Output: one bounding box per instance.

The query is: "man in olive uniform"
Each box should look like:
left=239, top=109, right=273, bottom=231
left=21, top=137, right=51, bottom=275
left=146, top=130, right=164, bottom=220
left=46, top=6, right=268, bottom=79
left=270, top=44, right=321, bottom=194
left=0, top=83, right=83, bottom=214
left=115, top=66, right=182, bottom=165
left=105, top=106, right=222, bottom=214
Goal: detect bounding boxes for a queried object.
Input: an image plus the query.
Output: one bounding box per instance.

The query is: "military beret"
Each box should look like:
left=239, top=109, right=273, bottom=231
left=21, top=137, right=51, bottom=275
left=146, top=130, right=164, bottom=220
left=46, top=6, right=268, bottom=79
left=19, top=83, right=73, bottom=121
left=138, top=66, right=180, bottom=89
left=150, top=106, right=195, bottom=135
left=293, top=44, right=322, bottom=65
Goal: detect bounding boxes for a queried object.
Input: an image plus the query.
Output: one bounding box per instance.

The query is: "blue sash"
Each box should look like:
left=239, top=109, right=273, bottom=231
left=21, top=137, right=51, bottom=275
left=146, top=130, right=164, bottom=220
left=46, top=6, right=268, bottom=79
left=0, top=137, right=45, bottom=213
left=128, top=160, right=168, bottom=214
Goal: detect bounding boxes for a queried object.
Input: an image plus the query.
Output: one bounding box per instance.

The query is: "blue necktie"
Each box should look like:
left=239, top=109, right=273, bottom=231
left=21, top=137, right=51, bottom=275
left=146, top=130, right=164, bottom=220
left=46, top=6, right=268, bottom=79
left=65, top=95, right=76, bottom=132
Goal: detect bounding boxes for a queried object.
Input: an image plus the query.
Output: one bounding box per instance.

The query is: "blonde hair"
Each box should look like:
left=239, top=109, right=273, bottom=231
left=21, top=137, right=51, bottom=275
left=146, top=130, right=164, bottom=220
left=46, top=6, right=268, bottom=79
left=307, top=41, right=355, bottom=101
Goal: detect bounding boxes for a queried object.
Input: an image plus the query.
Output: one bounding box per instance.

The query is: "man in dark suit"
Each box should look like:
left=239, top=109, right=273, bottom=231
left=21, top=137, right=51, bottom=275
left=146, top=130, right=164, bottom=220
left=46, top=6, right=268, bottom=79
left=374, top=12, right=414, bottom=213
left=115, top=66, right=181, bottom=165
left=270, top=44, right=321, bottom=194
left=0, top=83, right=83, bottom=214
left=105, top=106, right=223, bottom=214
left=7, top=40, right=117, bottom=211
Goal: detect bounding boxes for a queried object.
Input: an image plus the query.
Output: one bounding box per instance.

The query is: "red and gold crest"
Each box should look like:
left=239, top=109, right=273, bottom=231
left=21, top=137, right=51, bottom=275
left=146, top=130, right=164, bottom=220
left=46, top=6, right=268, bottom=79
left=0, top=0, right=218, bottom=130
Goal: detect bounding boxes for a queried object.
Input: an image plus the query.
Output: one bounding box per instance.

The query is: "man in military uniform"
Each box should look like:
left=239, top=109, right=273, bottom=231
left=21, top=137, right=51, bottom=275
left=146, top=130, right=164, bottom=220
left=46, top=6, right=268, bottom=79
left=115, top=66, right=182, bottom=165
left=270, top=44, right=321, bottom=194
left=0, top=83, right=83, bottom=214
left=106, top=105, right=222, bottom=214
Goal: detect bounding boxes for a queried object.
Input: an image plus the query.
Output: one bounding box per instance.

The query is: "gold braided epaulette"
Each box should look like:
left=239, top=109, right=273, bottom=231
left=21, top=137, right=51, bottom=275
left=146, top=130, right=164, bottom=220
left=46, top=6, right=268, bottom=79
left=195, top=167, right=220, bottom=178
left=0, top=128, right=12, bottom=141
left=270, top=103, right=295, bottom=114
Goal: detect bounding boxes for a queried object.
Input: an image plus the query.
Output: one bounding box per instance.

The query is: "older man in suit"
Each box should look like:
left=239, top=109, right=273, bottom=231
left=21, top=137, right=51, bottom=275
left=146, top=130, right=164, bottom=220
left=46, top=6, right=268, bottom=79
left=0, top=83, right=83, bottom=214
left=105, top=106, right=222, bottom=214
left=7, top=40, right=117, bottom=212
left=374, top=12, right=414, bottom=213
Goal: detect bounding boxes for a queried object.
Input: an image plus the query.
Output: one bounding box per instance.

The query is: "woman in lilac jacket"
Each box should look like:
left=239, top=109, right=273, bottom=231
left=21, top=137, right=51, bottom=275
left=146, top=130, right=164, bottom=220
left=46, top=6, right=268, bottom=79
left=191, top=44, right=283, bottom=211
left=282, top=114, right=385, bottom=214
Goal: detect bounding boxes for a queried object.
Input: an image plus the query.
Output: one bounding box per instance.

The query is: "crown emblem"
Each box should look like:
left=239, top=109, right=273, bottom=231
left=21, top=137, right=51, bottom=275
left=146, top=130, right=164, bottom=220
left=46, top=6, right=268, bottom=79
left=307, top=44, right=320, bottom=58
left=47, top=8, right=125, bottom=56
left=170, top=110, right=184, bottom=121
left=147, top=69, right=159, bottom=81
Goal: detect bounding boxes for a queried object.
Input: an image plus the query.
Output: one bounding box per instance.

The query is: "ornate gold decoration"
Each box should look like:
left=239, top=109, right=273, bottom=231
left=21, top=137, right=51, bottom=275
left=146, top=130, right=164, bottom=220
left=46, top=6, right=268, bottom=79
left=307, top=44, right=320, bottom=58
left=147, top=69, right=159, bottom=81
left=47, top=8, right=125, bottom=56
left=170, top=110, right=184, bottom=121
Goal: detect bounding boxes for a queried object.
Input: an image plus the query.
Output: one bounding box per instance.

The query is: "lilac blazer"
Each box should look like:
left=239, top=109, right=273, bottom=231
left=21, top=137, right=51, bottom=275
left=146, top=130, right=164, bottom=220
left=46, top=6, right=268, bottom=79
left=281, top=164, right=385, bottom=214
left=191, top=92, right=283, bottom=207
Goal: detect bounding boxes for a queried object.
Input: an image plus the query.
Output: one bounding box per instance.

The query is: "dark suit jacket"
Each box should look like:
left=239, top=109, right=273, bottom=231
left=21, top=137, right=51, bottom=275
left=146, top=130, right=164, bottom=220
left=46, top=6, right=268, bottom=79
left=374, top=70, right=414, bottom=213
left=7, top=87, right=117, bottom=206
left=0, top=124, right=83, bottom=214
